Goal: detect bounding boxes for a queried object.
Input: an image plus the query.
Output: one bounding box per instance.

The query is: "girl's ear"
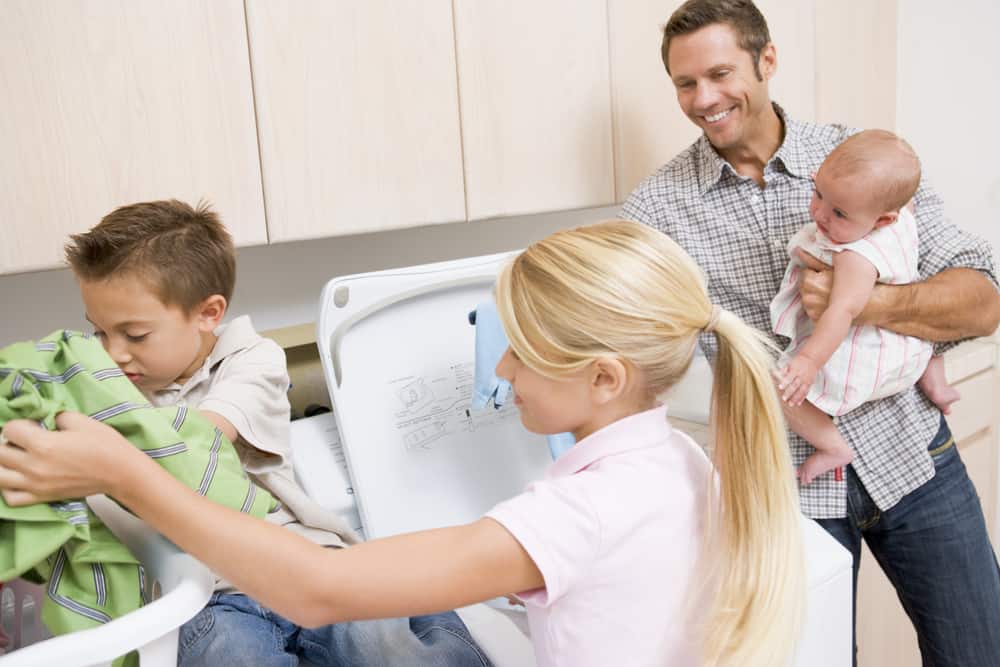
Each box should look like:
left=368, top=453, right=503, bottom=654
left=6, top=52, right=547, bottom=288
left=590, top=357, right=629, bottom=405
left=195, top=294, right=228, bottom=332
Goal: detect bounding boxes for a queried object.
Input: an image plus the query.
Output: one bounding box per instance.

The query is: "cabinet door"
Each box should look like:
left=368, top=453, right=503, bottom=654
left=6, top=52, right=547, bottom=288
left=0, top=0, right=266, bottom=275
left=608, top=0, right=816, bottom=201
left=246, top=1, right=466, bottom=242
left=454, top=0, right=614, bottom=220
left=815, top=0, right=897, bottom=130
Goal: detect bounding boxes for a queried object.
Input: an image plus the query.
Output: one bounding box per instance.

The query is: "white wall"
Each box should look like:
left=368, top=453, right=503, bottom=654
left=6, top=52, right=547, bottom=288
left=0, top=206, right=617, bottom=343
left=896, top=0, right=1000, bottom=258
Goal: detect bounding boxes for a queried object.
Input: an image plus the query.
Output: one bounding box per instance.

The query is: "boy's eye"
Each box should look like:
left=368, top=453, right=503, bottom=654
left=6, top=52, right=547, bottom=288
left=92, top=330, right=106, bottom=339
left=126, top=333, right=149, bottom=343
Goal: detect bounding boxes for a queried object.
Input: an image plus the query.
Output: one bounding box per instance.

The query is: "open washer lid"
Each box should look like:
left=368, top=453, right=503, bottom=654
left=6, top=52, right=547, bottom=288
left=317, top=252, right=553, bottom=540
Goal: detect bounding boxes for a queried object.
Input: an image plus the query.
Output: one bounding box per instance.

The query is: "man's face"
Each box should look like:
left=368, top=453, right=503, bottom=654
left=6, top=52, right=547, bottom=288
left=666, top=23, right=775, bottom=154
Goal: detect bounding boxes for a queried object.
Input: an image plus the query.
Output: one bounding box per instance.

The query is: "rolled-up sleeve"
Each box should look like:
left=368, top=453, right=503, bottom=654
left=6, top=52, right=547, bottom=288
left=913, top=178, right=999, bottom=353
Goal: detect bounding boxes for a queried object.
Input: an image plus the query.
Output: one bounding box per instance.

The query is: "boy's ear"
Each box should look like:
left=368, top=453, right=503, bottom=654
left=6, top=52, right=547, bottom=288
left=589, top=357, right=629, bottom=405
left=873, top=211, right=899, bottom=230
left=195, top=294, right=228, bottom=332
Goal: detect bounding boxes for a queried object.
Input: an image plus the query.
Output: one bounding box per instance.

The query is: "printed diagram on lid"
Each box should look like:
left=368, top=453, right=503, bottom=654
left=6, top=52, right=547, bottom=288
left=391, top=362, right=519, bottom=453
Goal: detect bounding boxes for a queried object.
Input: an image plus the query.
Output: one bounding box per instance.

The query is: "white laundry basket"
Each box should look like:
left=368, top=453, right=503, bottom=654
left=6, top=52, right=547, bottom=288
left=0, top=495, right=213, bottom=667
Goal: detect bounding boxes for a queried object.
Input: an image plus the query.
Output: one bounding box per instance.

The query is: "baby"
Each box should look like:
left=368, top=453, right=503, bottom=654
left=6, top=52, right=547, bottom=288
left=771, top=129, right=959, bottom=485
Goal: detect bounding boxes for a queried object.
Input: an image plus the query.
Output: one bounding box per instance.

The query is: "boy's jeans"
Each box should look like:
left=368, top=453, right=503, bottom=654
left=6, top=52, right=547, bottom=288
left=178, top=593, right=493, bottom=667
left=817, top=416, right=1000, bottom=667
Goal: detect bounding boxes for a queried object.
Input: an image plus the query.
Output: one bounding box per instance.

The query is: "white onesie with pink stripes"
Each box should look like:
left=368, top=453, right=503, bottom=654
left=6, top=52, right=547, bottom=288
left=769, top=207, right=932, bottom=417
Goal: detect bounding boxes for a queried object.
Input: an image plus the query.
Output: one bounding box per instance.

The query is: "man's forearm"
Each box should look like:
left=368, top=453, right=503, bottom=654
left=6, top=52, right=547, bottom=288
left=860, top=268, right=1000, bottom=342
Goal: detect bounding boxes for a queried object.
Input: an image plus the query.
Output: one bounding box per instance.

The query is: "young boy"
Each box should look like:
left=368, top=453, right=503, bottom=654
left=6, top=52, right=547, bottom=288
left=64, top=200, right=490, bottom=667
left=771, top=131, right=960, bottom=485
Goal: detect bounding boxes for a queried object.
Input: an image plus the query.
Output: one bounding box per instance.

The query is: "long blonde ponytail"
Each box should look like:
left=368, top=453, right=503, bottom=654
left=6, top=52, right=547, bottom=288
left=495, top=219, right=805, bottom=666
left=702, top=310, right=806, bottom=666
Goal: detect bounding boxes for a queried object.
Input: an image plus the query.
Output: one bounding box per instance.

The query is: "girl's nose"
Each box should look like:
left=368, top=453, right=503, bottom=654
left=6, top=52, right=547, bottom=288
left=495, top=347, right=515, bottom=381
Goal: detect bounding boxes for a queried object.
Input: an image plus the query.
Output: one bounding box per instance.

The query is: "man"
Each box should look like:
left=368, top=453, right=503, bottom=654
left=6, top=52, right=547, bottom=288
left=620, top=1, right=1000, bottom=665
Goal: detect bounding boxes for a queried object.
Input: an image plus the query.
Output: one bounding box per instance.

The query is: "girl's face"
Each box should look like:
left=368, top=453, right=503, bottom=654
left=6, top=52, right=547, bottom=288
left=495, top=347, right=597, bottom=441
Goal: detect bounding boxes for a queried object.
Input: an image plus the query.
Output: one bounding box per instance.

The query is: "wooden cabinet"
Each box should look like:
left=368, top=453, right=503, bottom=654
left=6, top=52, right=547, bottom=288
left=245, top=0, right=466, bottom=242
left=0, top=0, right=266, bottom=275
left=453, top=0, right=614, bottom=220
left=856, top=342, right=1000, bottom=667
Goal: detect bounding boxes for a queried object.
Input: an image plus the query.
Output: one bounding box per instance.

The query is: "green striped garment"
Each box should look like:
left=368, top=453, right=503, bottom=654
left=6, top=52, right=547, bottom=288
left=0, top=331, right=276, bottom=665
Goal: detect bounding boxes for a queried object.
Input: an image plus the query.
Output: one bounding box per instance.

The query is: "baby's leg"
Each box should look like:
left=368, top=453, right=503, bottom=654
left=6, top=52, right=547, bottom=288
left=918, top=355, right=961, bottom=414
left=782, top=400, right=854, bottom=486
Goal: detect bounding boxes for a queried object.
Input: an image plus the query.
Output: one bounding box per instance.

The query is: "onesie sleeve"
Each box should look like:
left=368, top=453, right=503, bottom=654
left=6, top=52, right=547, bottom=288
left=486, top=475, right=601, bottom=606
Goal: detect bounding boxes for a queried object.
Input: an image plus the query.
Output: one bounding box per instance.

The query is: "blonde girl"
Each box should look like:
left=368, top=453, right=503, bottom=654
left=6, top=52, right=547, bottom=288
left=0, top=220, right=804, bottom=666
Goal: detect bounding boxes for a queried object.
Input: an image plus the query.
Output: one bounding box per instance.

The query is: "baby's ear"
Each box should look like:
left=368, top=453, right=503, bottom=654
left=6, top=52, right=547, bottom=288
left=873, top=211, right=898, bottom=230
left=196, top=294, right=228, bottom=331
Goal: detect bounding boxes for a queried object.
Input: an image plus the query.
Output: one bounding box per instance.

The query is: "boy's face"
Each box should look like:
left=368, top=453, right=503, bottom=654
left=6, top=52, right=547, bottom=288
left=809, top=168, right=889, bottom=244
left=79, top=276, right=218, bottom=393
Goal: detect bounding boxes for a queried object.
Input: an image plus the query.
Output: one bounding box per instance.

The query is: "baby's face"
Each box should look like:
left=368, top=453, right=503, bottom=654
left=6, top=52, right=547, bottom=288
left=809, top=169, right=885, bottom=244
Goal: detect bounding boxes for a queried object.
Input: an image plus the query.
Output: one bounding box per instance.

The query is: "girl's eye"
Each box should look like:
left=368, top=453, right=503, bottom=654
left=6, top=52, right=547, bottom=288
left=833, top=210, right=847, bottom=219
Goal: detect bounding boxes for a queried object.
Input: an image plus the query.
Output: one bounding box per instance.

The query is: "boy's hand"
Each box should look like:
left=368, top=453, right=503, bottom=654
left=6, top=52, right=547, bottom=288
left=778, top=355, right=819, bottom=406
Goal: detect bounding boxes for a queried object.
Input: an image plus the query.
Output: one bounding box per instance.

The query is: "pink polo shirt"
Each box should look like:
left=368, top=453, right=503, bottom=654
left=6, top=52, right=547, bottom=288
left=486, top=405, right=713, bottom=667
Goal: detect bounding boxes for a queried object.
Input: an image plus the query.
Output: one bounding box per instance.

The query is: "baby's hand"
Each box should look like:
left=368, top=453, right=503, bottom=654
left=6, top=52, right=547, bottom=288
left=778, top=355, right=819, bottom=406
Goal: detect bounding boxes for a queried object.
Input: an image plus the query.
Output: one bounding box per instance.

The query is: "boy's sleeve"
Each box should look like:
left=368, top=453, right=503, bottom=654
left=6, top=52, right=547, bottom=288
left=197, top=337, right=292, bottom=471
left=913, top=177, right=1000, bottom=355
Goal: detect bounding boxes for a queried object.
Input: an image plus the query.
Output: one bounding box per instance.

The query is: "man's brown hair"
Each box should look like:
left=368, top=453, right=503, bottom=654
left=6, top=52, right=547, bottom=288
left=65, top=199, right=236, bottom=312
left=661, top=0, right=771, bottom=80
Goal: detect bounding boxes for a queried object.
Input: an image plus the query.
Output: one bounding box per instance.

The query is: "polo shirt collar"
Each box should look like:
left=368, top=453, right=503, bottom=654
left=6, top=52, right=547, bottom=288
left=547, top=405, right=672, bottom=479
left=159, top=315, right=258, bottom=395
left=696, top=102, right=809, bottom=195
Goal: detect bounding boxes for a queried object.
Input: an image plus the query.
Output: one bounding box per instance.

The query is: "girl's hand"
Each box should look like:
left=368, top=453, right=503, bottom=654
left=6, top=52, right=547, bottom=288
left=778, top=356, right=819, bottom=406
left=0, top=411, right=130, bottom=506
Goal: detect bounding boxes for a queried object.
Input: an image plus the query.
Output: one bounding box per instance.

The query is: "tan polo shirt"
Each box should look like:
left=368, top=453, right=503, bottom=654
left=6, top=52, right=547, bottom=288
left=147, top=316, right=359, bottom=573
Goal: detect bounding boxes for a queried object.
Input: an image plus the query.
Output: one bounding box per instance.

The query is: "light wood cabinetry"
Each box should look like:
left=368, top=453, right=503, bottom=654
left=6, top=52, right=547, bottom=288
left=245, top=0, right=466, bottom=242
left=856, top=342, right=1000, bottom=667
left=815, top=0, right=897, bottom=130
left=0, top=0, right=266, bottom=275
left=453, top=0, right=614, bottom=220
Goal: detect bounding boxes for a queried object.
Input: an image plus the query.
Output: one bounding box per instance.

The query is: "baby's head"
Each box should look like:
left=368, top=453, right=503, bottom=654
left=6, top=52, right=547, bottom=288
left=811, top=129, right=921, bottom=244
left=64, top=199, right=235, bottom=392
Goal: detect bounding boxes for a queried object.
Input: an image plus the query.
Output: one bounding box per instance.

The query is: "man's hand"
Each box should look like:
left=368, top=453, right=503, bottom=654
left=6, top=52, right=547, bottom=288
left=0, top=412, right=126, bottom=506
left=796, top=248, right=834, bottom=322
left=777, top=354, right=819, bottom=406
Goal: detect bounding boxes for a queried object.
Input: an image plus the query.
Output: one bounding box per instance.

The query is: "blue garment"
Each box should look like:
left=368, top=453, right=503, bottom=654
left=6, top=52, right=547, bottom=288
left=468, top=302, right=575, bottom=459
left=816, top=416, right=1000, bottom=667
left=468, top=301, right=512, bottom=409
left=178, top=593, right=492, bottom=667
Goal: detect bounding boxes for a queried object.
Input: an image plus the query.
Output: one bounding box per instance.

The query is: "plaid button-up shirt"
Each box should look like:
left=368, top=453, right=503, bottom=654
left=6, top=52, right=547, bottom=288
left=620, top=105, right=998, bottom=518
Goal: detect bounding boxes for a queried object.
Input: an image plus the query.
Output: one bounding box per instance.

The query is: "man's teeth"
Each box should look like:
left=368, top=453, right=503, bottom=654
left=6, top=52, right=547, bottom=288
left=705, top=109, right=732, bottom=123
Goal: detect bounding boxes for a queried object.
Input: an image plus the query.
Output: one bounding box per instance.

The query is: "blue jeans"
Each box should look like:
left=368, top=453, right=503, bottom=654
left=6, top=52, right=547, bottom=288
left=816, top=417, right=1000, bottom=666
left=178, top=592, right=493, bottom=667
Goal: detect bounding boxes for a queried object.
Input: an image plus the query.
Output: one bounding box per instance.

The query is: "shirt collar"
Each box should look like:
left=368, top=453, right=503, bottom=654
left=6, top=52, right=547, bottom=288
left=696, top=102, right=809, bottom=195
left=547, top=405, right=672, bottom=479
left=157, top=315, right=258, bottom=395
